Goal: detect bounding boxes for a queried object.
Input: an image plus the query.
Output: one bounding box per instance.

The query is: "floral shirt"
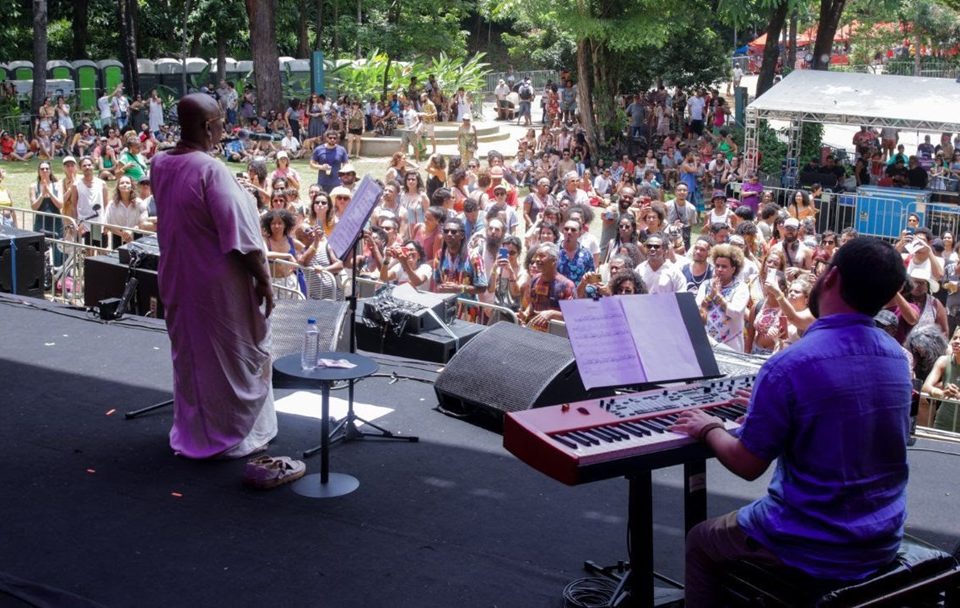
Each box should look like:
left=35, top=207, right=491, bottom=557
left=558, top=245, right=595, bottom=285
left=696, top=279, right=750, bottom=352
left=529, top=274, right=576, bottom=312
left=433, top=248, right=487, bottom=298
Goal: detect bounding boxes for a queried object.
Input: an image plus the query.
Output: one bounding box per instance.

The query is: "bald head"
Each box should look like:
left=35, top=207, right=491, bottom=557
left=178, top=93, right=223, bottom=149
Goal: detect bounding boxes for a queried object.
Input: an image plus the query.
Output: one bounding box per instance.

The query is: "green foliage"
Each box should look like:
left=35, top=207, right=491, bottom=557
left=731, top=121, right=824, bottom=177
left=325, top=51, right=490, bottom=101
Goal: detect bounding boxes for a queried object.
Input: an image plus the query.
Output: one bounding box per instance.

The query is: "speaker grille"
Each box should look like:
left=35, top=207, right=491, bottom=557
left=270, top=299, right=350, bottom=358
left=435, top=322, right=576, bottom=414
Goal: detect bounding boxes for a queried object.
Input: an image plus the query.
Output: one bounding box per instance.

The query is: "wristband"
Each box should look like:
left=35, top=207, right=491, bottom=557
left=697, top=422, right=725, bottom=442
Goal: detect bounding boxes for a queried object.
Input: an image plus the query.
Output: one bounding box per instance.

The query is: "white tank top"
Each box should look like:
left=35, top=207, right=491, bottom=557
left=76, top=177, right=105, bottom=222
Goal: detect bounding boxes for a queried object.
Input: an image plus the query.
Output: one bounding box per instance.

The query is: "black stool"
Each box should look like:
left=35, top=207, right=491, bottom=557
left=721, top=536, right=960, bottom=607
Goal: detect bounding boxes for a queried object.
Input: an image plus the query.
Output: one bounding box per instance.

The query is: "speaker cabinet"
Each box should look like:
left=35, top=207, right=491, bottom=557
left=0, top=226, right=45, bottom=298
left=84, top=254, right=163, bottom=318
left=434, top=322, right=614, bottom=418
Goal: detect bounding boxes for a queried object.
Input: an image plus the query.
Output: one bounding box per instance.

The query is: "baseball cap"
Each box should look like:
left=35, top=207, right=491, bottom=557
left=711, top=190, right=726, bottom=201
left=784, top=218, right=800, bottom=229
left=276, top=150, right=288, bottom=160
left=874, top=309, right=898, bottom=328
left=62, top=155, right=77, bottom=165
left=490, top=166, right=504, bottom=178
left=493, top=184, right=507, bottom=193
left=338, top=163, right=356, bottom=174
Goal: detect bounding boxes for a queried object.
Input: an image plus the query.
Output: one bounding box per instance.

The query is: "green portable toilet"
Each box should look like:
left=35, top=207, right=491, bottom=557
left=209, top=57, right=239, bottom=84
left=97, top=59, right=124, bottom=93
left=0, top=63, right=8, bottom=83
left=47, top=59, right=74, bottom=82
left=8, top=60, right=33, bottom=80
left=71, top=60, right=99, bottom=111
left=185, top=57, right=210, bottom=91
left=137, top=58, right=157, bottom=94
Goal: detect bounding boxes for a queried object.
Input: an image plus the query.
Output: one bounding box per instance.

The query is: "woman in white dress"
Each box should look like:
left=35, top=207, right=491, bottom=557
left=56, top=96, right=74, bottom=143
left=148, top=90, right=164, bottom=135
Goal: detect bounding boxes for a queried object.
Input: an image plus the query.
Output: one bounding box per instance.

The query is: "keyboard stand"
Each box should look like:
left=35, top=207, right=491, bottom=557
left=582, top=459, right=708, bottom=607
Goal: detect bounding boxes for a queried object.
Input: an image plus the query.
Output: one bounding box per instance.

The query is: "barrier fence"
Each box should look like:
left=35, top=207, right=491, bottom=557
left=918, top=394, right=960, bottom=443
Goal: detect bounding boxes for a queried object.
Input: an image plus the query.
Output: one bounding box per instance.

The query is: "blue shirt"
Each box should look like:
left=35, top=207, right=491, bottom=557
left=737, top=313, right=910, bottom=581
left=557, top=245, right=595, bottom=285
left=311, top=144, right=348, bottom=190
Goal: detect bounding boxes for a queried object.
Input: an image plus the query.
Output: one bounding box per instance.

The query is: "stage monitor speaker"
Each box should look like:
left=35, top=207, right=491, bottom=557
left=270, top=298, right=350, bottom=359
left=0, top=226, right=45, bottom=298
left=434, top=321, right=614, bottom=419
left=84, top=254, right=163, bottom=318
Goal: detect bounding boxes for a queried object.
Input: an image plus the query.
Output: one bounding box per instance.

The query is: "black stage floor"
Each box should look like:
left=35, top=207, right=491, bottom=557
left=2, top=294, right=960, bottom=607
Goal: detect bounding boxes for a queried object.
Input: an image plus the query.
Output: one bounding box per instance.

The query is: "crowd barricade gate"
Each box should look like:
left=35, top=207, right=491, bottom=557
left=921, top=202, right=960, bottom=239
left=918, top=394, right=960, bottom=445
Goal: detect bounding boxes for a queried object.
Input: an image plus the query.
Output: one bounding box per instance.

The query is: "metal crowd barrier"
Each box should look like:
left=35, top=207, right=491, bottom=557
left=354, top=276, right=519, bottom=325
left=917, top=394, right=960, bottom=445
left=268, top=257, right=342, bottom=301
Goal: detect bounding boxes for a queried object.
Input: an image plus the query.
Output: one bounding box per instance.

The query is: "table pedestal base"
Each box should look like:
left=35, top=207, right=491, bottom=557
left=292, top=472, right=360, bottom=498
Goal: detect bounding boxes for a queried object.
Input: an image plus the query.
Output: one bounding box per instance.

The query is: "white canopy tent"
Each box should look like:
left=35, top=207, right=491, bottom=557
left=743, top=70, right=960, bottom=179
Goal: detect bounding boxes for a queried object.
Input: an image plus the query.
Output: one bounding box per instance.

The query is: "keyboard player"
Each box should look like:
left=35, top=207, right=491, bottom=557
left=669, top=237, right=912, bottom=608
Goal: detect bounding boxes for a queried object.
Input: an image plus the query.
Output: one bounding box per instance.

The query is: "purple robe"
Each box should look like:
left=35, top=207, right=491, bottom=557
left=153, top=150, right=277, bottom=459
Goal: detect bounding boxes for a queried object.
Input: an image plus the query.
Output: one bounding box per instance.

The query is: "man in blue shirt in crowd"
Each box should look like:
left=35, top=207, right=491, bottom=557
left=672, top=237, right=911, bottom=608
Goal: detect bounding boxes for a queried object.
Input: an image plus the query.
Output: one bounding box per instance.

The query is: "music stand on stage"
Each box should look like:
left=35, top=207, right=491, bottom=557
left=557, top=292, right=722, bottom=608
left=319, top=176, right=418, bottom=447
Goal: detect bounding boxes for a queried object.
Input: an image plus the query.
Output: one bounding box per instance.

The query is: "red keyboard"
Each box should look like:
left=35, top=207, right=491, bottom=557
left=503, top=376, right=755, bottom=485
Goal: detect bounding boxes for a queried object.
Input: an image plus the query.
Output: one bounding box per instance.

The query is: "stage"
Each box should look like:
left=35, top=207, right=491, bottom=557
left=2, top=294, right=960, bottom=608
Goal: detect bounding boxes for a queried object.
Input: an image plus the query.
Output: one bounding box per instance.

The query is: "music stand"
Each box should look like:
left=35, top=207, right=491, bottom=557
left=558, top=292, right=721, bottom=607
left=323, top=176, right=418, bottom=446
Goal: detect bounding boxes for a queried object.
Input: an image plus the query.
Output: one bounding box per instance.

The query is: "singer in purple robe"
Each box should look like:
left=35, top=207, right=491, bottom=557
left=152, top=94, right=277, bottom=459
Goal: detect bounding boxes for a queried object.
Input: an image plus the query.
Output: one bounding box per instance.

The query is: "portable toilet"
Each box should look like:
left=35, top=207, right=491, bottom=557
left=97, top=59, right=124, bottom=93
left=237, top=60, right=254, bottom=76
left=284, top=59, right=311, bottom=97
left=185, top=57, right=210, bottom=91
left=47, top=60, right=74, bottom=83
left=8, top=60, right=33, bottom=80
left=154, top=58, right=183, bottom=95
left=0, top=63, right=9, bottom=83
left=209, top=57, right=239, bottom=82
left=137, top=58, right=157, bottom=94
left=71, top=60, right=99, bottom=111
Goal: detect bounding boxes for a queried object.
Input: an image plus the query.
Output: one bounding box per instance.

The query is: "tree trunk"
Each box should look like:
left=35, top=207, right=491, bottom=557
left=216, top=30, right=227, bottom=83
left=914, top=31, right=921, bottom=75
left=576, top=38, right=600, bottom=157
left=117, top=0, right=140, bottom=97
left=298, top=0, right=311, bottom=58
left=356, top=0, right=362, bottom=58
left=787, top=12, right=797, bottom=70
left=72, top=0, right=89, bottom=59
left=810, top=0, right=848, bottom=70
left=245, top=0, right=284, bottom=114
left=181, top=0, right=192, bottom=96
left=757, top=1, right=789, bottom=97
left=315, top=0, right=324, bottom=49
left=382, top=56, right=392, bottom=100
left=189, top=30, right=202, bottom=58
left=332, top=0, right=339, bottom=56
left=32, top=0, right=48, bottom=132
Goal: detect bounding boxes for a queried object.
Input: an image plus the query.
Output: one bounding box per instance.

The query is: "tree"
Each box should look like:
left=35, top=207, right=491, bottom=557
left=297, top=0, right=312, bottom=57
left=810, top=0, right=849, bottom=69
left=246, top=0, right=284, bottom=114
left=117, top=0, right=140, bottom=97
left=32, top=0, right=48, bottom=129
left=758, top=1, right=789, bottom=95
left=72, top=0, right=90, bottom=59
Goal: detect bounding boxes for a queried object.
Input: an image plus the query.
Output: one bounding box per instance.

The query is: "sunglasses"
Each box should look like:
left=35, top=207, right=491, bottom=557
left=823, top=240, right=836, bottom=244
left=646, top=244, right=662, bottom=249
left=39, top=167, right=51, bottom=171
left=563, top=227, right=579, bottom=233
left=442, top=229, right=461, bottom=235
left=335, top=196, right=350, bottom=200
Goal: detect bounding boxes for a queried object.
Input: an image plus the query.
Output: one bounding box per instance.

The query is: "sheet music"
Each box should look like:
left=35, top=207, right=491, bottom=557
left=328, top=176, right=383, bottom=259
left=559, top=298, right=647, bottom=390
left=620, top=293, right=702, bottom=382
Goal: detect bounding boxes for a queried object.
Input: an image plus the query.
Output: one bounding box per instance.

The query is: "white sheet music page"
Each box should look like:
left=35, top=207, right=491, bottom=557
left=559, top=298, right=647, bottom=390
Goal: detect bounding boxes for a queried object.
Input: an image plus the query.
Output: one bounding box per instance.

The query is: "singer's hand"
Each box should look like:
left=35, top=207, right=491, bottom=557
left=255, top=279, right=274, bottom=318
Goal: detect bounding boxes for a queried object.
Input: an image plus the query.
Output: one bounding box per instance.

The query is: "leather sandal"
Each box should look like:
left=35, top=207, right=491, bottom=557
left=243, top=455, right=306, bottom=490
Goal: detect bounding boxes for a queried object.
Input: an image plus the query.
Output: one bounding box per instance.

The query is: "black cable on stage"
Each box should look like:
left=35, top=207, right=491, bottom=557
left=561, top=576, right=619, bottom=608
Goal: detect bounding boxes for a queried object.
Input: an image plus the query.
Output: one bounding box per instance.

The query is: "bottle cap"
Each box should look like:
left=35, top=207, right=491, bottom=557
left=307, top=318, right=316, bottom=324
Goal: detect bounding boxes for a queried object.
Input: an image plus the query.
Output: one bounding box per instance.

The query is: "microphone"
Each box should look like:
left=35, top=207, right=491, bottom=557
left=81, top=204, right=102, bottom=223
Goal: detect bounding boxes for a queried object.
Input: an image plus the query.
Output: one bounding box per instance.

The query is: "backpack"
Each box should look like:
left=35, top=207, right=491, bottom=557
left=519, top=84, right=533, bottom=101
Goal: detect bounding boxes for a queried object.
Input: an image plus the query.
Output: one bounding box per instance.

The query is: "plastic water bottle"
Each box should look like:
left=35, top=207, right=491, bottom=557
left=301, top=318, right=319, bottom=371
